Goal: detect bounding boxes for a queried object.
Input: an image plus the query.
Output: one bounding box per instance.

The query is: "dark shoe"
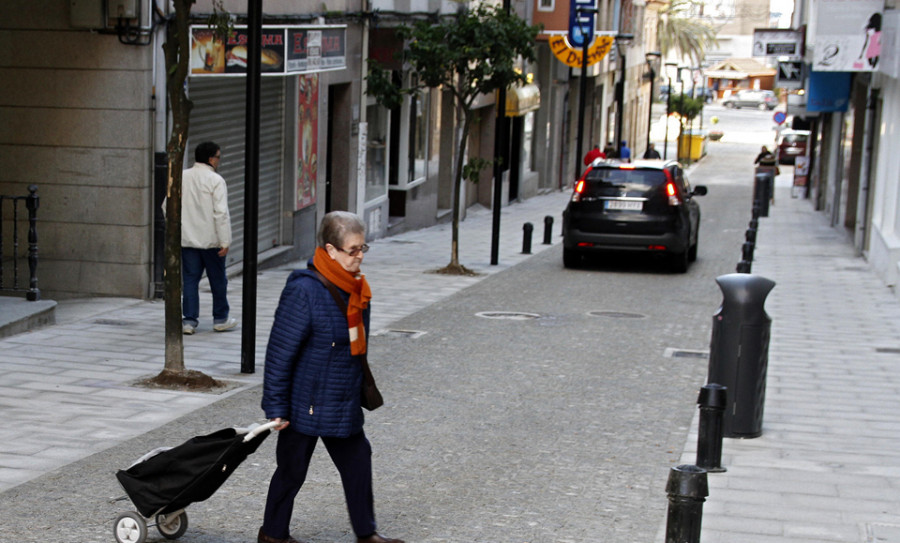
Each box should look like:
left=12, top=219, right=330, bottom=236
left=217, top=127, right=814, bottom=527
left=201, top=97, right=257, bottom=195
left=357, top=533, right=405, bottom=543
left=258, top=526, right=306, bottom=543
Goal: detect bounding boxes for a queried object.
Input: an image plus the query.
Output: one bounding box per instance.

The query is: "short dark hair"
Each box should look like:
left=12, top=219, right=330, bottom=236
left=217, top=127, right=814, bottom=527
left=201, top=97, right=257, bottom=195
left=195, top=141, right=220, bottom=165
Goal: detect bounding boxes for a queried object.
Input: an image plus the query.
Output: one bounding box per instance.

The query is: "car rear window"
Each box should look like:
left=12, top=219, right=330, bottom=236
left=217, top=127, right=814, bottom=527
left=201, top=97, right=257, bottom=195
left=582, top=168, right=667, bottom=197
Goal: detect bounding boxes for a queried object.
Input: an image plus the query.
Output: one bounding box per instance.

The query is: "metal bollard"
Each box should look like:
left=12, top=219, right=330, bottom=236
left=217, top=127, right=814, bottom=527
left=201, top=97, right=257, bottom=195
left=665, top=465, right=709, bottom=543
left=543, top=215, right=554, bottom=245
left=745, top=227, right=757, bottom=244
left=522, top=222, right=533, bottom=254
left=736, top=260, right=751, bottom=273
left=742, top=240, right=755, bottom=262
left=751, top=202, right=761, bottom=220
left=749, top=217, right=759, bottom=231
left=696, top=384, right=727, bottom=472
left=708, top=273, right=776, bottom=438
left=753, top=172, right=771, bottom=217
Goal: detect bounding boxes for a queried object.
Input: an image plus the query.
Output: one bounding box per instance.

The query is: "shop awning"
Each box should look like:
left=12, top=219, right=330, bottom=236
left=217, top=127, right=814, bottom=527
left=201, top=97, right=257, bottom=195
left=506, top=83, right=541, bottom=116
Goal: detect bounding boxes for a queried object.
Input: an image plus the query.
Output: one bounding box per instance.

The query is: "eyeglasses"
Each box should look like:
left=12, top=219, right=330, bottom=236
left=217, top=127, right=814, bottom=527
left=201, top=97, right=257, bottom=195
left=334, top=244, right=369, bottom=257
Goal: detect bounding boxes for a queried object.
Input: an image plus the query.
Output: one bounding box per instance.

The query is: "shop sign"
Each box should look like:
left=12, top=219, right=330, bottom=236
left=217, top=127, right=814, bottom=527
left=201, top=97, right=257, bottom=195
left=190, top=25, right=346, bottom=76
left=812, top=0, right=883, bottom=72
left=752, top=29, right=802, bottom=57
left=548, top=34, right=614, bottom=69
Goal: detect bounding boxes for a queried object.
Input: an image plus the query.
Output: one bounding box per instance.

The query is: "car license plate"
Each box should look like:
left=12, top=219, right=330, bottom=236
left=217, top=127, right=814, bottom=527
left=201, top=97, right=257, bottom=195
left=605, top=200, right=642, bottom=211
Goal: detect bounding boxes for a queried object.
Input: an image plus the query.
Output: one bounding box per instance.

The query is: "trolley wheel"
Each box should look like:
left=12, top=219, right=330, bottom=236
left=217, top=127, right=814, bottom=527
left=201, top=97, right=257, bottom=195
left=114, top=512, right=148, bottom=543
left=156, top=510, right=189, bottom=540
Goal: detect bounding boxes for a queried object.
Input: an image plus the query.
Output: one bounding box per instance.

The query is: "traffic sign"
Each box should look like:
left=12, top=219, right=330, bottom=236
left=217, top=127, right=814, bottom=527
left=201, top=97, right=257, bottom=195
left=568, top=0, right=596, bottom=48
left=773, top=111, right=787, bottom=125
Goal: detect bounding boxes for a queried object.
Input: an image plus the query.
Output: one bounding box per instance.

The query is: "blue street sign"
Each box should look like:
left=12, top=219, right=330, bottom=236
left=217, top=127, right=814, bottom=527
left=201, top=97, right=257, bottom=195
left=569, top=0, right=596, bottom=48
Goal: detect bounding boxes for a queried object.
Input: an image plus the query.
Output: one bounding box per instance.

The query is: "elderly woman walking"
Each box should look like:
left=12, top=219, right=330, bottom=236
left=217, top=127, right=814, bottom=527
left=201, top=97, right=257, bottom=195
left=258, top=211, right=403, bottom=543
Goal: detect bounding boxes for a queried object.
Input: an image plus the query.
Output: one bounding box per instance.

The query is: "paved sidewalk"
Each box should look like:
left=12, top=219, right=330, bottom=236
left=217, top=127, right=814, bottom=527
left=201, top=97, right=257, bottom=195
left=668, top=176, right=900, bottom=542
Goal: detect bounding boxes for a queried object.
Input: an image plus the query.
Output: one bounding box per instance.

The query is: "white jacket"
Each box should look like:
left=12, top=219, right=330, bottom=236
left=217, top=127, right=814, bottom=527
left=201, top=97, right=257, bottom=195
left=179, top=162, right=232, bottom=250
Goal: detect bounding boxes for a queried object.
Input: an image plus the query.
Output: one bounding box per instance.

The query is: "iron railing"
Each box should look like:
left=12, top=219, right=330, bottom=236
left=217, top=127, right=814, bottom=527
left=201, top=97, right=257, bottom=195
left=0, top=185, right=40, bottom=301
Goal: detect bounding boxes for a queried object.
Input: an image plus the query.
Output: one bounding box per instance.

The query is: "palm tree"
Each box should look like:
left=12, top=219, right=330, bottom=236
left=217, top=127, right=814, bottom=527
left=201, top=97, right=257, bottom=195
left=657, top=0, right=719, bottom=66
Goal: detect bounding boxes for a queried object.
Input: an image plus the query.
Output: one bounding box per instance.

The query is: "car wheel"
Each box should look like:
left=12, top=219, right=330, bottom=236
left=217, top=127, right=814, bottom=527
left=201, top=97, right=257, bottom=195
left=670, top=249, right=689, bottom=273
left=758, top=102, right=767, bottom=111
left=724, top=102, right=735, bottom=109
left=563, top=248, right=582, bottom=269
left=688, top=238, right=698, bottom=262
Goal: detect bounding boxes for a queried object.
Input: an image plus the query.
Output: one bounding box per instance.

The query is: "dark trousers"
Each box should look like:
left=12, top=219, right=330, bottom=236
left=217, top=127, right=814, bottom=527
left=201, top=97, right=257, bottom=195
left=262, top=429, right=376, bottom=539
left=181, top=247, right=229, bottom=326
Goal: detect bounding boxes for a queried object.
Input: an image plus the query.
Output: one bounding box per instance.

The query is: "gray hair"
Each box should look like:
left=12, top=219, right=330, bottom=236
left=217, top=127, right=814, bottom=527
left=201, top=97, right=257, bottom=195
left=317, top=211, right=366, bottom=249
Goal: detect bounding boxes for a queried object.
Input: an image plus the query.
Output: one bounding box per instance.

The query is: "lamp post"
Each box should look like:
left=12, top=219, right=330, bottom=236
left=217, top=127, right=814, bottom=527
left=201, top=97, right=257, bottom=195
left=613, top=34, right=633, bottom=156
left=645, top=51, right=661, bottom=153
left=664, top=61, right=676, bottom=160
left=573, top=6, right=597, bottom=179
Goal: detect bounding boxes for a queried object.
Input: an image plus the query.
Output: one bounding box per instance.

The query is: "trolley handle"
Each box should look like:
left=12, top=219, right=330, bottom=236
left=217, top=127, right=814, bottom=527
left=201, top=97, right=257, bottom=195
left=242, top=420, right=281, bottom=442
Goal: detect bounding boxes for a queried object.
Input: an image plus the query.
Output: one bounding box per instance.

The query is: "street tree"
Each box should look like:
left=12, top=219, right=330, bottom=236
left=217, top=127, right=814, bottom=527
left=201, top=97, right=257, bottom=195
left=151, top=0, right=230, bottom=389
left=657, top=0, right=718, bottom=66
left=366, top=5, right=540, bottom=274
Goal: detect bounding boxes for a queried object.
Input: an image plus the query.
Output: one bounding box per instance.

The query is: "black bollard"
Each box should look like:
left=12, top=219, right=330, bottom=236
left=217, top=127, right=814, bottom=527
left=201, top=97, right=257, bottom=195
left=742, top=240, right=755, bottom=262
left=708, top=273, right=776, bottom=438
left=751, top=202, right=761, bottom=220
left=749, top=217, right=759, bottom=231
left=736, top=260, right=752, bottom=273
left=753, top=172, right=771, bottom=217
left=522, top=222, right=533, bottom=254
left=665, top=465, right=709, bottom=543
left=696, top=384, right=727, bottom=472
left=543, top=215, right=553, bottom=245
left=745, top=227, right=757, bottom=244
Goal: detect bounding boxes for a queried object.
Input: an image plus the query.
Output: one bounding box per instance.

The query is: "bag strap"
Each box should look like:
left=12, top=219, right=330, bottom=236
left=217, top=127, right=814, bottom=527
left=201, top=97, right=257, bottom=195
left=310, top=265, right=375, bottom=376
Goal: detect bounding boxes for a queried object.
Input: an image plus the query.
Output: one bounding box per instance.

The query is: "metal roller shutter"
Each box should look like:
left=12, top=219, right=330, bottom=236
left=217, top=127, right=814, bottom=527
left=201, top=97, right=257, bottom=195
left=186, top=77, right=286, bottom=268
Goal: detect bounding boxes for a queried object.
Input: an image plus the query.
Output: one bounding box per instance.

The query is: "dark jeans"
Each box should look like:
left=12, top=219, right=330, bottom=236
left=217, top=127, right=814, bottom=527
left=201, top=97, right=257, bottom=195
left=262, top=430, right=376, bottom=539
left=181, top=247, right=229, bottom=327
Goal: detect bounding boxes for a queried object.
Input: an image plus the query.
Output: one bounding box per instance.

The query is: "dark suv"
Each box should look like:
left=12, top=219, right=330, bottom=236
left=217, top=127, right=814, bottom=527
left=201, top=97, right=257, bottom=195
left=562, top=159, right=708, bottom=272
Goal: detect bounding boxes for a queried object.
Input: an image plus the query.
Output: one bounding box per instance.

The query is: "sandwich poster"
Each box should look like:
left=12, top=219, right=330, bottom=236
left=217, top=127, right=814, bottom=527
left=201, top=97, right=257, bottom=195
left=191, top=25, right=346, bottom=76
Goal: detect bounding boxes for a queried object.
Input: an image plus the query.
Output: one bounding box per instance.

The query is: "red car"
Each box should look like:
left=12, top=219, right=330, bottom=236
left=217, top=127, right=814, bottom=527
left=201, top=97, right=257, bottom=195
left=777, top=130, right=810, bottom=165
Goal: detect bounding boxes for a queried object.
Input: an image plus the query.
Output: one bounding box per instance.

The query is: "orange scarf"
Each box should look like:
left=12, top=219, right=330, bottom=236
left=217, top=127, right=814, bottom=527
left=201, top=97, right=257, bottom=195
left=312, top=247, right=372, bottom=355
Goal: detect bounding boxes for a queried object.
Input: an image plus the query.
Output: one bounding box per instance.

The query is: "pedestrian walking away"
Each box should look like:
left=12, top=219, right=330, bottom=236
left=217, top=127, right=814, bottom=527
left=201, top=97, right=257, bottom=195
left=643, top=143, right=661, bottom=159
left=603, top=141, right=618, bottom=159
left=177, top=141, right=237, bottom=335
left=583, top=144, right=605, bottom=165
left=259, top=211, right=404, bottom=543
left=619, top=140, right=632, bottom=162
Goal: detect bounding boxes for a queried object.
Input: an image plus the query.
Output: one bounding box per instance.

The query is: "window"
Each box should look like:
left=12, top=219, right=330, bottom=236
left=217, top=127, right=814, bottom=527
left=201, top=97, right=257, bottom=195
left=365, top=103, right=389, bottom=202
left=408, top=89, right=428, bottom=183
left=538, top=0, right=554, bottom=11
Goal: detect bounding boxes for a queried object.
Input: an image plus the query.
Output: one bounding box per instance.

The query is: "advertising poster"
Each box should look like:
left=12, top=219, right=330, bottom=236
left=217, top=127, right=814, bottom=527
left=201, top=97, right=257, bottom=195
left=813, top=0, right=883, bottom=71
left=296, top=73, right=318, bottom=211
left=190, top=28, right=225, bottom=74
left=792, top=156, right=809, bottom=198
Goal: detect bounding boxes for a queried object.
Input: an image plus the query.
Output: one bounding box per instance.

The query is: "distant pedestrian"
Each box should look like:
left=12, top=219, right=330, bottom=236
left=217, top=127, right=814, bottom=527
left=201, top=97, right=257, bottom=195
left=179, top=141, right=236, bottom=335
left=619, top=140, right=632, bottom=162
left=258, top=211, right=404, bottom=543
left=643, top=143, right=661, bottom=159
left=754, top=145, right=776, bottom=165
left=583, top=145, right=606, bottom=166
left=603, top=141, right=618, bottom=159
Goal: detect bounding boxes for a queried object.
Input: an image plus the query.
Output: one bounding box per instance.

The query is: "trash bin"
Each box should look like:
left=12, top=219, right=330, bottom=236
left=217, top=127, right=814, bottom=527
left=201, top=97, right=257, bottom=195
left=707, top=273, right=775, bottom=438
left=753, top=171, right=772, bottom=217
left=678, top=130, right=707, bottom=161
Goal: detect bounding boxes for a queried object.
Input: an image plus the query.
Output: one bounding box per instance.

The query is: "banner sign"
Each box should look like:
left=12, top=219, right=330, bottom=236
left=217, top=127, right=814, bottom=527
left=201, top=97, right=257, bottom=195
left=812, top=0, right=883, bottom=72
left=807, top=71, right=851, bottom=112
left=549, top=35, right=614, bottom=68
left=191, top=25, right=346, bottom=76
left=752, top=29, right=803, bottom=57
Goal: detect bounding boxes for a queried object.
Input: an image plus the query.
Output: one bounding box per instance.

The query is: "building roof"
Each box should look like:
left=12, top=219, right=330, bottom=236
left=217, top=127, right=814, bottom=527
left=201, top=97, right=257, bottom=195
left=705, top=58, right=776, bottom=79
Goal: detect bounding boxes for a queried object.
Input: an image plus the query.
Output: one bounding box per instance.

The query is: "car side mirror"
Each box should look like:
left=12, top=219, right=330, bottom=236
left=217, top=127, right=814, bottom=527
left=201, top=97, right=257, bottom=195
left=693, top=185, right=708, bottom=196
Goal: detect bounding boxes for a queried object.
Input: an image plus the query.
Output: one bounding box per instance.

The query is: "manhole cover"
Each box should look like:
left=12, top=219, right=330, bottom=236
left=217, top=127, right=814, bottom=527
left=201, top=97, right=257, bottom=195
left=475, top=311, right=541, bottom=320
left=588, top=311, right=647, bottom=319
left=371, top=329, right=427, bottom=339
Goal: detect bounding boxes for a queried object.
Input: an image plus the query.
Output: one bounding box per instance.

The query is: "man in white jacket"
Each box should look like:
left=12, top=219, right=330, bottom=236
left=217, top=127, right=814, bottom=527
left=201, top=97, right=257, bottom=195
left=180, top=141, right=236, bottom=335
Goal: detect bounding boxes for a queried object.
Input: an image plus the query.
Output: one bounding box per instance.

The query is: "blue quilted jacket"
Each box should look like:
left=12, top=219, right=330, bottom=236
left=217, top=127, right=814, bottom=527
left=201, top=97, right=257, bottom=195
left=261, top=266, right=369, bottom=437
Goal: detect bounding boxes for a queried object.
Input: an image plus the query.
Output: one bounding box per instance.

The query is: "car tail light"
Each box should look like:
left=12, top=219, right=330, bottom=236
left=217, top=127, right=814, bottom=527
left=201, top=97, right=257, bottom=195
left=572, top=179, right=585, bottom=202
left=648, top=245, right=667, bottom=251
left=663, top=170, right=681, bottom=206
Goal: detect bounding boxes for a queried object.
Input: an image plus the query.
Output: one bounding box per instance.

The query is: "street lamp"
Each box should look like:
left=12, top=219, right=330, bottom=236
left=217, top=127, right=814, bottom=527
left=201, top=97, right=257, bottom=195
left=664, top=61, right=676, bottom=160
left=644, top=51, right=661, bottom=153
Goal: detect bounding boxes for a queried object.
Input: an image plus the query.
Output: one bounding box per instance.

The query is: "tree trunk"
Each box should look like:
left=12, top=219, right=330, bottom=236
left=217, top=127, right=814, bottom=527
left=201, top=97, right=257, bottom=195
left=450, top=105, right=472, bottom=269
left=161, top=0, right=194, bottom=373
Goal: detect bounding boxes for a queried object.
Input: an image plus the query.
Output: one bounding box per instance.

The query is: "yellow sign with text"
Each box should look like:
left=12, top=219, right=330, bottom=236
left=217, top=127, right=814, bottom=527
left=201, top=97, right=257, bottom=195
left=549, top=35, right=614, bottom=68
